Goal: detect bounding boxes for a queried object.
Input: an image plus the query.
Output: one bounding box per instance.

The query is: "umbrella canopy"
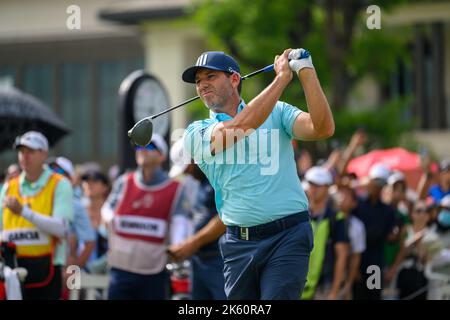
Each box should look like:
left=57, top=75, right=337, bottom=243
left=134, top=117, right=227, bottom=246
left=0, top=87, right=70, bottom=152
left=347, top=147, right=424, bottom=189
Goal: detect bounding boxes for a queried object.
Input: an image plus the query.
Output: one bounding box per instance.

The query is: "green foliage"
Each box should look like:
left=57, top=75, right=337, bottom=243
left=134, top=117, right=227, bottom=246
left=333, top=97, right=415, bottom=149
left=349, top=24, right=413, bottom=84
left=188, top=0, right=428, bottom=151
left=187, top=99, right=210, bottom=122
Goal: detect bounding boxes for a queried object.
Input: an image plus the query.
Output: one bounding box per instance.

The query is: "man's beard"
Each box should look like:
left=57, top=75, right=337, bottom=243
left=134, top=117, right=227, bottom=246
left=203, top=96, right=225, bottom=113
left=204, top=90, right=233, bottom=113
left=207, top=102, right=225, bottom=113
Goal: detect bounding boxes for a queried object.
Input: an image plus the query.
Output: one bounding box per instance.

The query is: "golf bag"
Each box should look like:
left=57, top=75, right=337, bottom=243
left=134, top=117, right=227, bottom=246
left=166, top=260, right=191, bottom=300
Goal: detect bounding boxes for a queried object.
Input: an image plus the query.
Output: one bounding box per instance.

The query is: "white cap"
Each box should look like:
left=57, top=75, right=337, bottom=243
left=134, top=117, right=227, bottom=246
left=150, top=134, right=168, bottom=158
left=304, top=166, right=333, bottom=186
left=301, top=180, right=310, bottom=192
left=368, top=163, right=390, bottom=181
left=440, top=195, right=450, bottom=208
left=14, top=131, right=48, bottom=151
left=388, top=170, right=405, bottom=185
left=169, top=139, right=191, bottom=178
left=53, top=157, right=75, bottom=178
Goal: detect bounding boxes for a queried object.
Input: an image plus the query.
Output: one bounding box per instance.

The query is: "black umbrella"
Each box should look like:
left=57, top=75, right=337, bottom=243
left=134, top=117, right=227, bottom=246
left=0, top=87, right=70, bottom=152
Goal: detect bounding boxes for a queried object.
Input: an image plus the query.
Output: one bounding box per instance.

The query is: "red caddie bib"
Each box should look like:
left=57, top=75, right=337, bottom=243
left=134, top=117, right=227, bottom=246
left=113, top=172, right=181, bottom=244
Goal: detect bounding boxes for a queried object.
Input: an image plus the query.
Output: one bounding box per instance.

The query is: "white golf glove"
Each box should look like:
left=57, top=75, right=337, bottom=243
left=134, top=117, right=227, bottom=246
left=288, top=48, right=314, bottom=72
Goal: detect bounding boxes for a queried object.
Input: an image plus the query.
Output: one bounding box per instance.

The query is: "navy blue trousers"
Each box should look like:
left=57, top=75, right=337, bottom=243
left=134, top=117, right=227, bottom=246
left=191, top=255, right=227, bottom=300
left=219, top=220, right=313, bottom=300
left=108, top=267, right=168, bottom=300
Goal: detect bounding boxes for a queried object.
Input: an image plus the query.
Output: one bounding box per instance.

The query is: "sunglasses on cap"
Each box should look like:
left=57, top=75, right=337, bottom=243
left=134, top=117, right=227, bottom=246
left=135, top=142, right=159, bottom=152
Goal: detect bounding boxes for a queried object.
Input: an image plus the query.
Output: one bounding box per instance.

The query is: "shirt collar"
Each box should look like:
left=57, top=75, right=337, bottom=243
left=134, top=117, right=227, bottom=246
left=19, top=164, right=52, bottom=190
left=209, top=100, right=246, bottom=122
left=136, top=166, right=167, bottom=186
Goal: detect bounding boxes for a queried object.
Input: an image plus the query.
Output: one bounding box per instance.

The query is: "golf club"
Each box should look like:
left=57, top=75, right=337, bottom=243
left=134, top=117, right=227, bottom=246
left=128, top=49, right=309, bottom=146
left=127, top=64, right=274, bottom=147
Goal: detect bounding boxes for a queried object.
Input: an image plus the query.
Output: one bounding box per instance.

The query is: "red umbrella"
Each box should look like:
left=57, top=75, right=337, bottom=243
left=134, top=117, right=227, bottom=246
left=347, top=147, right=427, bottom=189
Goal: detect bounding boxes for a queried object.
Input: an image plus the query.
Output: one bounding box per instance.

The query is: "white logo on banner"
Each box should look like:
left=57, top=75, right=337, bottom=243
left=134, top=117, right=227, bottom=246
left=131, top=194, right=153, bottom=209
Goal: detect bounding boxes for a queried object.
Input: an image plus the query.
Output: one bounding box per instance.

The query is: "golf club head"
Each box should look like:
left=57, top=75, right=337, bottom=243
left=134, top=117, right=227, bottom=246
left=128, top=118, right=153, bottom=147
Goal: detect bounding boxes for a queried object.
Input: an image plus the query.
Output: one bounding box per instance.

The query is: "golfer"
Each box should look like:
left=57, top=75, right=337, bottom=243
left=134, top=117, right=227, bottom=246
left=182, top=49, right=334, bottom=299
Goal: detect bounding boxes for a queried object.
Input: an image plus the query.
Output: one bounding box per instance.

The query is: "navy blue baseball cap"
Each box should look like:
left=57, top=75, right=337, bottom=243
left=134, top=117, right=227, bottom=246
left=182, top=51, right=240, bottom=83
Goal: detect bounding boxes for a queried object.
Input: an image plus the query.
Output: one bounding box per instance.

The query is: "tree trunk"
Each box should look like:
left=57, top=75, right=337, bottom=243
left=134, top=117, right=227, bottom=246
left=323, top=0, right=363, bottom=110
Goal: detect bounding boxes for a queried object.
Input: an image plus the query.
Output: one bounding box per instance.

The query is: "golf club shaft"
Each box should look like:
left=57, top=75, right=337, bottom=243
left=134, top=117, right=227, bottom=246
left=150, top=64, right=275, bottom=120
left=150, top=95, right=200, bottom=120
left=241, top=64, right=274, bottom=81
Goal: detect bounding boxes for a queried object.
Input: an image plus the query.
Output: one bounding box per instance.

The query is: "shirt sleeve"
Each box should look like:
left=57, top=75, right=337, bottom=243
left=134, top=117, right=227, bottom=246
left=384, top=206, right=397, bottom=237
left=52, top=177, right=74, bottom=222
left=277, top=101, right=302, bottom=139
left=71, top=200, right=96, bottom=242
left=170, top=184, right=193, bottom=244
left=332, top=218, right=350, bottom=244
left=0, top=182, right=7, bottom=231
left=184, top=119, right=218, bottom=163
left=101, top=174, right=126, bottom=223
left=351, top=218, right=366, bottom=254
left=172, top=184, right=192, bottom=219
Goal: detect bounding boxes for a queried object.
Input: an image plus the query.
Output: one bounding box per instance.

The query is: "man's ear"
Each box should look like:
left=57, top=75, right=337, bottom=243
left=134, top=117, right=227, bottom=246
left=231, top=72, right=241, bottom=88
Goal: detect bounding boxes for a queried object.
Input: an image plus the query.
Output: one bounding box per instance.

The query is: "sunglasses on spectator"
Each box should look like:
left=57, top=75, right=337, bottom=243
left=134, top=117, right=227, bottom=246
left=81, top=171, right=109, bottom=185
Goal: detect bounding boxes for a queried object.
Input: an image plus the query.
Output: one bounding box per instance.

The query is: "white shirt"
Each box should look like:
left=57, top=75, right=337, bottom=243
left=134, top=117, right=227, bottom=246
left=349, top=215, right=366, bottom=254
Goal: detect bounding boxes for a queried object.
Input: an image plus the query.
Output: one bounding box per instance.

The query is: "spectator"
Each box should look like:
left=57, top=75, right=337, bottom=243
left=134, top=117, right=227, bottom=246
left=80, top=169, right=110, bottom=268
left=169, top=138, right=199, bottom=234
left=334, top=184, right=366, bottom=300
left=351, top=163, right=396, bottom=300
left=48, top=157, right=96, bottom=270
left=301, top=166, right=349, bottom=300
left=428, top=159, right=450, bottom=203
left=168, top=139, right=227, bottom=300
left=0, top=131, right=73, bottom=299
left=386, top=200, right=434, bottom=300
left=384, top=171, right=411, bottom=275
left=436, top=195, right=450, bottom=234
left=101, top=134, right=191, bottom=300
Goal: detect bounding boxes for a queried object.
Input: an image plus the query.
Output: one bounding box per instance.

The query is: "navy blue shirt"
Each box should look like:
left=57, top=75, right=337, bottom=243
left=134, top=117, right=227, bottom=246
left=311, top=206, right=349, bottom=285
left=352, top=197, right=396, bottom=272
left=192, top=179, right=221, bottom=259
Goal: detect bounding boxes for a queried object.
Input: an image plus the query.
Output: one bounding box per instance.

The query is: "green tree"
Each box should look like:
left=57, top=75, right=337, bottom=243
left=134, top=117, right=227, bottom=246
left=188, top=0, right=427, bottom=154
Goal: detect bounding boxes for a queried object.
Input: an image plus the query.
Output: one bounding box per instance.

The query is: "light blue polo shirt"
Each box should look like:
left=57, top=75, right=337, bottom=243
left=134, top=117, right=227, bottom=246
left=184, top=100, right=309, bottom=227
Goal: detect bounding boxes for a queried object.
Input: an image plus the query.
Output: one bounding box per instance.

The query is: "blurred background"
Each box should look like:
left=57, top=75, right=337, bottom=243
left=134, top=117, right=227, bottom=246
left=0, top=0, right=449, bottom=168
left=1, top=0, right=450, bottom=301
